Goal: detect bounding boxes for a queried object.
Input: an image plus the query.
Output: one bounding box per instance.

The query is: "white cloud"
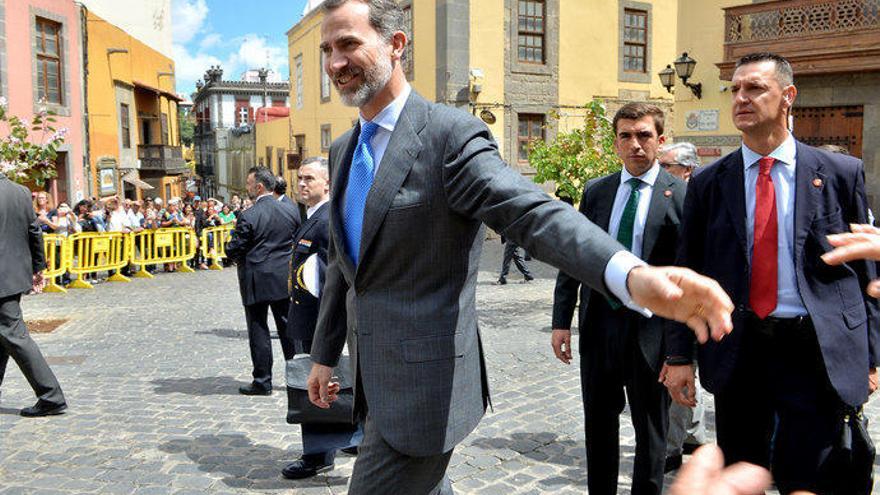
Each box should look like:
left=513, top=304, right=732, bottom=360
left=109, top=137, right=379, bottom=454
left=225, top=35, right=289, bottom=80
left=199, top=33, right=222, bottom=51
left=173, top=43, right=222, bottom=90
left=172, top=0, right=208, bottom=45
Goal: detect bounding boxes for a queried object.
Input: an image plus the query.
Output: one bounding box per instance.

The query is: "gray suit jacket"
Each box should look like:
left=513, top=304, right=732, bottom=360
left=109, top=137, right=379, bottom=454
left=311, top=92, right=625, bottom=456
left=0, top=174, right=47, bottom=299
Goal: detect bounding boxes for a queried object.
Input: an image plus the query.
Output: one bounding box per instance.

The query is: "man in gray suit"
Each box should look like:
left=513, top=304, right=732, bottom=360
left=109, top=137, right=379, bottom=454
left=306, top=1, right=734, bottom=493
left=0, top=174, right=67, bottom=417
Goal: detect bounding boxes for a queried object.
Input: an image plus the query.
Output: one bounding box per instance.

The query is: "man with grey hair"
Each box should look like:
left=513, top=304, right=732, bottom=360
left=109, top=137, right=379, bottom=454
left=658, top=142, right=701, bottom=182
left=309, top=1, right=734, bottom=493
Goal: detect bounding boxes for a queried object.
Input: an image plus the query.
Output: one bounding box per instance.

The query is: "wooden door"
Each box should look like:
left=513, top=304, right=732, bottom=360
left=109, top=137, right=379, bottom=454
left=792, top=106, right=863, bottom=158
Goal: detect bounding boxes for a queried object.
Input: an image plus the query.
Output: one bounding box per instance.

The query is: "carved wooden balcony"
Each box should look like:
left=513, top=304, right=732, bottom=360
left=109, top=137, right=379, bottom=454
left=717, top=0, right=880, bottom=79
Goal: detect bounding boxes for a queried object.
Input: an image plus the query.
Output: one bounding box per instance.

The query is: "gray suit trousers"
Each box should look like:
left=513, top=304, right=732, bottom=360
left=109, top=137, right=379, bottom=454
left=0, top=294, right=65, bottom=406
left=348, top=415, right=454, bottom=495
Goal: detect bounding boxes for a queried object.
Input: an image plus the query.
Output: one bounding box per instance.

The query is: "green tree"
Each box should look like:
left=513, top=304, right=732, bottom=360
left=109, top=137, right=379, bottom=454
left=529, top=99, right=621, bottom=202
left=179, top=111, right=195, bottom=146
left=0, top=97, right=67, bottom=186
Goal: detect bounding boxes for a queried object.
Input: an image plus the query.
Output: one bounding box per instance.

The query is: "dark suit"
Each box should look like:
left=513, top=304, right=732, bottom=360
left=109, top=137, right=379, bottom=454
left=279, top=194, right=295, bottom=207
left=667, top=141, right=880, bottom=492
left=553, top=168, right=685, bottom=495
left=287, top=202, right=361, bottom=465
left=0, top=175, right=65, bottom=407
left=312, top=91, right=627, bottom=493
left=226, top=194, right=300, bottom=391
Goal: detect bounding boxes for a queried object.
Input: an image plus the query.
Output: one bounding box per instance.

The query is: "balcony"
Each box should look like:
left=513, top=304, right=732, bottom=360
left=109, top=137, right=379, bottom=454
left=138, top=145, right=189, bottom=175
left=717, top=0, right=880, bottom=79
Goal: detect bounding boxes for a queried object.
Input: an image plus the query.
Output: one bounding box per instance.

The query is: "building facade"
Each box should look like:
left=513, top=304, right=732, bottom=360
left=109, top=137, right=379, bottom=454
left=1, top=0, right=87, bottom=205
left=674, top=0, right=880, bottom=207
left=191, top=67, right=290, bottom=200
left=287, top=0, right=678, bottom=184
left=85, top=9, right=184, bottom=202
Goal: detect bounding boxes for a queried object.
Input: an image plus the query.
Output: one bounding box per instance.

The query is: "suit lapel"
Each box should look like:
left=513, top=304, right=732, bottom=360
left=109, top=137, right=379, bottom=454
left=641, top=168, right=674, bottom=259
left=356, top=94, right=427, bottom=271
left=294, top=205, right=322, bottom=245
left=720, top=150, right=749, bottom=261
left=591, top=173, right=619, bottom=231
left=793, top=141, right=825, bottom=260
left=330, top=128, right=360, bottom=279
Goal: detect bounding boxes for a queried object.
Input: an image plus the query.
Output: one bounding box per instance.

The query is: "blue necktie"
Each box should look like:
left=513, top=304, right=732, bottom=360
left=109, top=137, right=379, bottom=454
left=343, top=121, right=380, bottom=266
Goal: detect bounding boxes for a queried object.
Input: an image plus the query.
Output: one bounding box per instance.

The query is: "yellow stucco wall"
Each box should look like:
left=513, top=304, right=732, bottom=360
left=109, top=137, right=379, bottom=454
left=86, top=10, right=180, bottom=194
left=469, top=0, right=506, bottom=156
left=255, top=117, right=293, bottom=183
left=672, top=0, right=741, bottom=139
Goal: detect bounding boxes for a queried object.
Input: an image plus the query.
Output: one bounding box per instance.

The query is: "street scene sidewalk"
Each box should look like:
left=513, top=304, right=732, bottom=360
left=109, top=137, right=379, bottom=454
left=1, top=240, right=877, bottom=494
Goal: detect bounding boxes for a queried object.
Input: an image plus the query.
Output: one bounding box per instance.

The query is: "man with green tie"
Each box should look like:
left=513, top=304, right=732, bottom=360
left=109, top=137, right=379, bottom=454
left=550, top=103, right=687, bottom=495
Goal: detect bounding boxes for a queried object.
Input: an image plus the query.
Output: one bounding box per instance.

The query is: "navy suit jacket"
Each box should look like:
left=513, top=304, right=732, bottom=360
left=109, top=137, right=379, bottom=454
left=553, top=168, right=686, bottom=373
left=666, top=141, right=880, bottom=406
left=288, top=202, right=329, bottom=342
left=226, top=195, right=300, bottom=306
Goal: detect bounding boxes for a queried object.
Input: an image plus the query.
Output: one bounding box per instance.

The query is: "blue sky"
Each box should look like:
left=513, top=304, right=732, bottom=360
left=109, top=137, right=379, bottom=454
left=172, top=0, right=309, bottom=97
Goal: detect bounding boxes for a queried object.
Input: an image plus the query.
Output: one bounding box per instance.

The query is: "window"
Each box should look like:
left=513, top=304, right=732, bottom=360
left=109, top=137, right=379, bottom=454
left=623, top=9, right=647, bottom=73
left=517, top=114, right=545, bottom=163
left=35, top=18, right=63, bottom=104
left=402, top=4, right=414, bottom=79
left=295, top=54, right=304, bottom=109
left=517, top=0, right=545, bottom=64
left=321, top=124, right=332, bottom=151
left=238, top=106, right=249, bottom=125
left=320, top=51, right=331, bottom=101
left=120, top=103, right=131, bottom=149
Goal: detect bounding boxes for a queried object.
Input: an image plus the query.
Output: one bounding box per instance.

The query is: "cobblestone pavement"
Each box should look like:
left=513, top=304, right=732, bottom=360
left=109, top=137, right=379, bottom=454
left=1, top=240, right=878, bottom=494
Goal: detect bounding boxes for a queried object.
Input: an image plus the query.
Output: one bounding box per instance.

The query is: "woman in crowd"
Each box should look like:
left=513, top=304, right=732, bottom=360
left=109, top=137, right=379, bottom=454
left=218, top=204, right=236, bottom=225
left=33, top=191, right=57, bottom=233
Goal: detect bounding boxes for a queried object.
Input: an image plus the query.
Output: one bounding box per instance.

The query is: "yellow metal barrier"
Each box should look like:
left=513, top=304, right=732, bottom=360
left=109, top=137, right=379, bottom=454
left=129, top=227, right=198, bottom=278
left=200, top=224, right=235, bottom=270
left=66, top=232, right=132, bottom=289
left=41, top=233, right=69, bottom=293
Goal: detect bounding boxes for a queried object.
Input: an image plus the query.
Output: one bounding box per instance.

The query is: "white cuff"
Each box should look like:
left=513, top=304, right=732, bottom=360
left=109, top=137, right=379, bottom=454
left=603, top=250, right=652, bottom=318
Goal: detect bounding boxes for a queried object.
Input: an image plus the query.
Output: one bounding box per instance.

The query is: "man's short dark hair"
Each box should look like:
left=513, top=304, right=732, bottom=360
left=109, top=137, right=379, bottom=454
left=613, top=102, right=665, bottom=136
left=736, top=52, right=794, bottom=87
left=274, top=176, right=287, bottom=195
left=248, top=166, right=276, bottom=192
left=322, top=0, right=405, bottom=41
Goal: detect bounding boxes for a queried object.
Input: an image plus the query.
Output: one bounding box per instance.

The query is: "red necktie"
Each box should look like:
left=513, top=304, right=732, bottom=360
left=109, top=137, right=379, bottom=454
left=750, top=157, right=778, bottom=319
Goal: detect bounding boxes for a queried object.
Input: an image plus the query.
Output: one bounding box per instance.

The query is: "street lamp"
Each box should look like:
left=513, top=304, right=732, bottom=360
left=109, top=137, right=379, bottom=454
left=658, top=64, right=675, bottom=94
left=673, top=52, right=702, bottom=99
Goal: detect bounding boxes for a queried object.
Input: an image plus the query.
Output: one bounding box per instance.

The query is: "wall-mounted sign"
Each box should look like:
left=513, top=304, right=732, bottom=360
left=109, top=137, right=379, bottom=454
left=685, top=110, right=720, bottom=131
left=99, top=167, right=117, bottom=196
left=697, top=147, right=722, bottom=157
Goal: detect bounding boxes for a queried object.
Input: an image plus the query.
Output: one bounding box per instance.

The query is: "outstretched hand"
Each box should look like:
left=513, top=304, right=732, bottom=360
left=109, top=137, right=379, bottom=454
left=823, top=224, right=880, bottom=298
left=670, top=444, right=771, bottom=495
left=627, top=266, right=734, bottom=343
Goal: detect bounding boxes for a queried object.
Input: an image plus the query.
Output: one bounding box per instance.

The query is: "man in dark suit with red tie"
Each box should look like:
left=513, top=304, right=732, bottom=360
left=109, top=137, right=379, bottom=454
left=663, top=52, right=879, bottom=493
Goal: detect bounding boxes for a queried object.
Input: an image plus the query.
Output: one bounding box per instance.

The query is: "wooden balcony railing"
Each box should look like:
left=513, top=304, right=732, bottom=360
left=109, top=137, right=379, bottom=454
left=717, top=0, right=880, bottom=79
left=138, top=144, right=188, bottom=174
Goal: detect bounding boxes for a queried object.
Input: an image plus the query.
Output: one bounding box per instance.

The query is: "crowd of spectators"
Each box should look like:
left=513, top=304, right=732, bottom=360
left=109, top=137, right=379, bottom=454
left=32, top=191, right=249, bottom=280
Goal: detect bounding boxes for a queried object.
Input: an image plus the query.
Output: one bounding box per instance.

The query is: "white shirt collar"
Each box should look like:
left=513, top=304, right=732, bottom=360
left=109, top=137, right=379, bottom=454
left=256, top=192, right=273, bottom=202
left=741, top=132, right=797, bottom=169
left=620, top=161, right=661, bottom=187
left=307, top=198, right=329, bottom=219
left=358, top=83, right=412, bottom=133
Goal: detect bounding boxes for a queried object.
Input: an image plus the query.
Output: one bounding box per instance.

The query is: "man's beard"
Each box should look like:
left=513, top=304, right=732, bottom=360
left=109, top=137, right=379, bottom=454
left=335, top=51, right=393, bottom=108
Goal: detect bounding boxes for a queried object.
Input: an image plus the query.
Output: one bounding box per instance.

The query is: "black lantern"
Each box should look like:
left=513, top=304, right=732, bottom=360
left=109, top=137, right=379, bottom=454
left=658, top=64, right=676, bottom=94
left=672, top=52, right=701, bottom=99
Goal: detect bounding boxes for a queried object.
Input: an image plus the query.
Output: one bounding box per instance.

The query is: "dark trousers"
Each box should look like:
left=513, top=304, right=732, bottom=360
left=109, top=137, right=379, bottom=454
left=296, top=338, right=362, bottom=464
left=348, top=415, right=453, bottom=495
left=244, top=298, right=294, bottom=391
left=499, top=242, right=531, bottom=279
left=714, top=317, right=848, bottom=494
left=0, top=294, right=65, bottom=406
left=581, top=313, right=668, bottom=495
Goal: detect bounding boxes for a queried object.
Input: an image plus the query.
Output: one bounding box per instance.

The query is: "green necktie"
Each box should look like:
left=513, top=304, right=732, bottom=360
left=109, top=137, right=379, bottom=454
left=616, top=178, right=642, bottom=251
left=607, top=177, right=641, bottom=310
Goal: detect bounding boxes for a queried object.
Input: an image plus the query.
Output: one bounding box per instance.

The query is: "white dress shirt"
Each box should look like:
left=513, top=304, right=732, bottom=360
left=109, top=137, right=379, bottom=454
left=608, top=163, right=661, bottom=259
left=741, top=133, right=807, bottom=317
left=353, top=83, right=648, bottom=315
left=307, top=198, right=329, bottom=219
left=359, top=83, right=412, bottom=173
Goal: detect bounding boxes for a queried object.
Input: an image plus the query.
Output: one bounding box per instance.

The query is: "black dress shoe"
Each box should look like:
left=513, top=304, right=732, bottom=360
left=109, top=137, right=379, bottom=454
left=495, top=278, right=507, bottom=285
left=664, top=454, right=683, bottom=473
left=682, top=442, right=703, bottom=455
left=524, top=274, right=534, bottom=282
left=20, top=401, right=67, bottom=417
left=281, top=458, right=334, bottom=479
left=238, top=384, right=272, bottom=396
left=340, top=446, right=358, bottom=455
